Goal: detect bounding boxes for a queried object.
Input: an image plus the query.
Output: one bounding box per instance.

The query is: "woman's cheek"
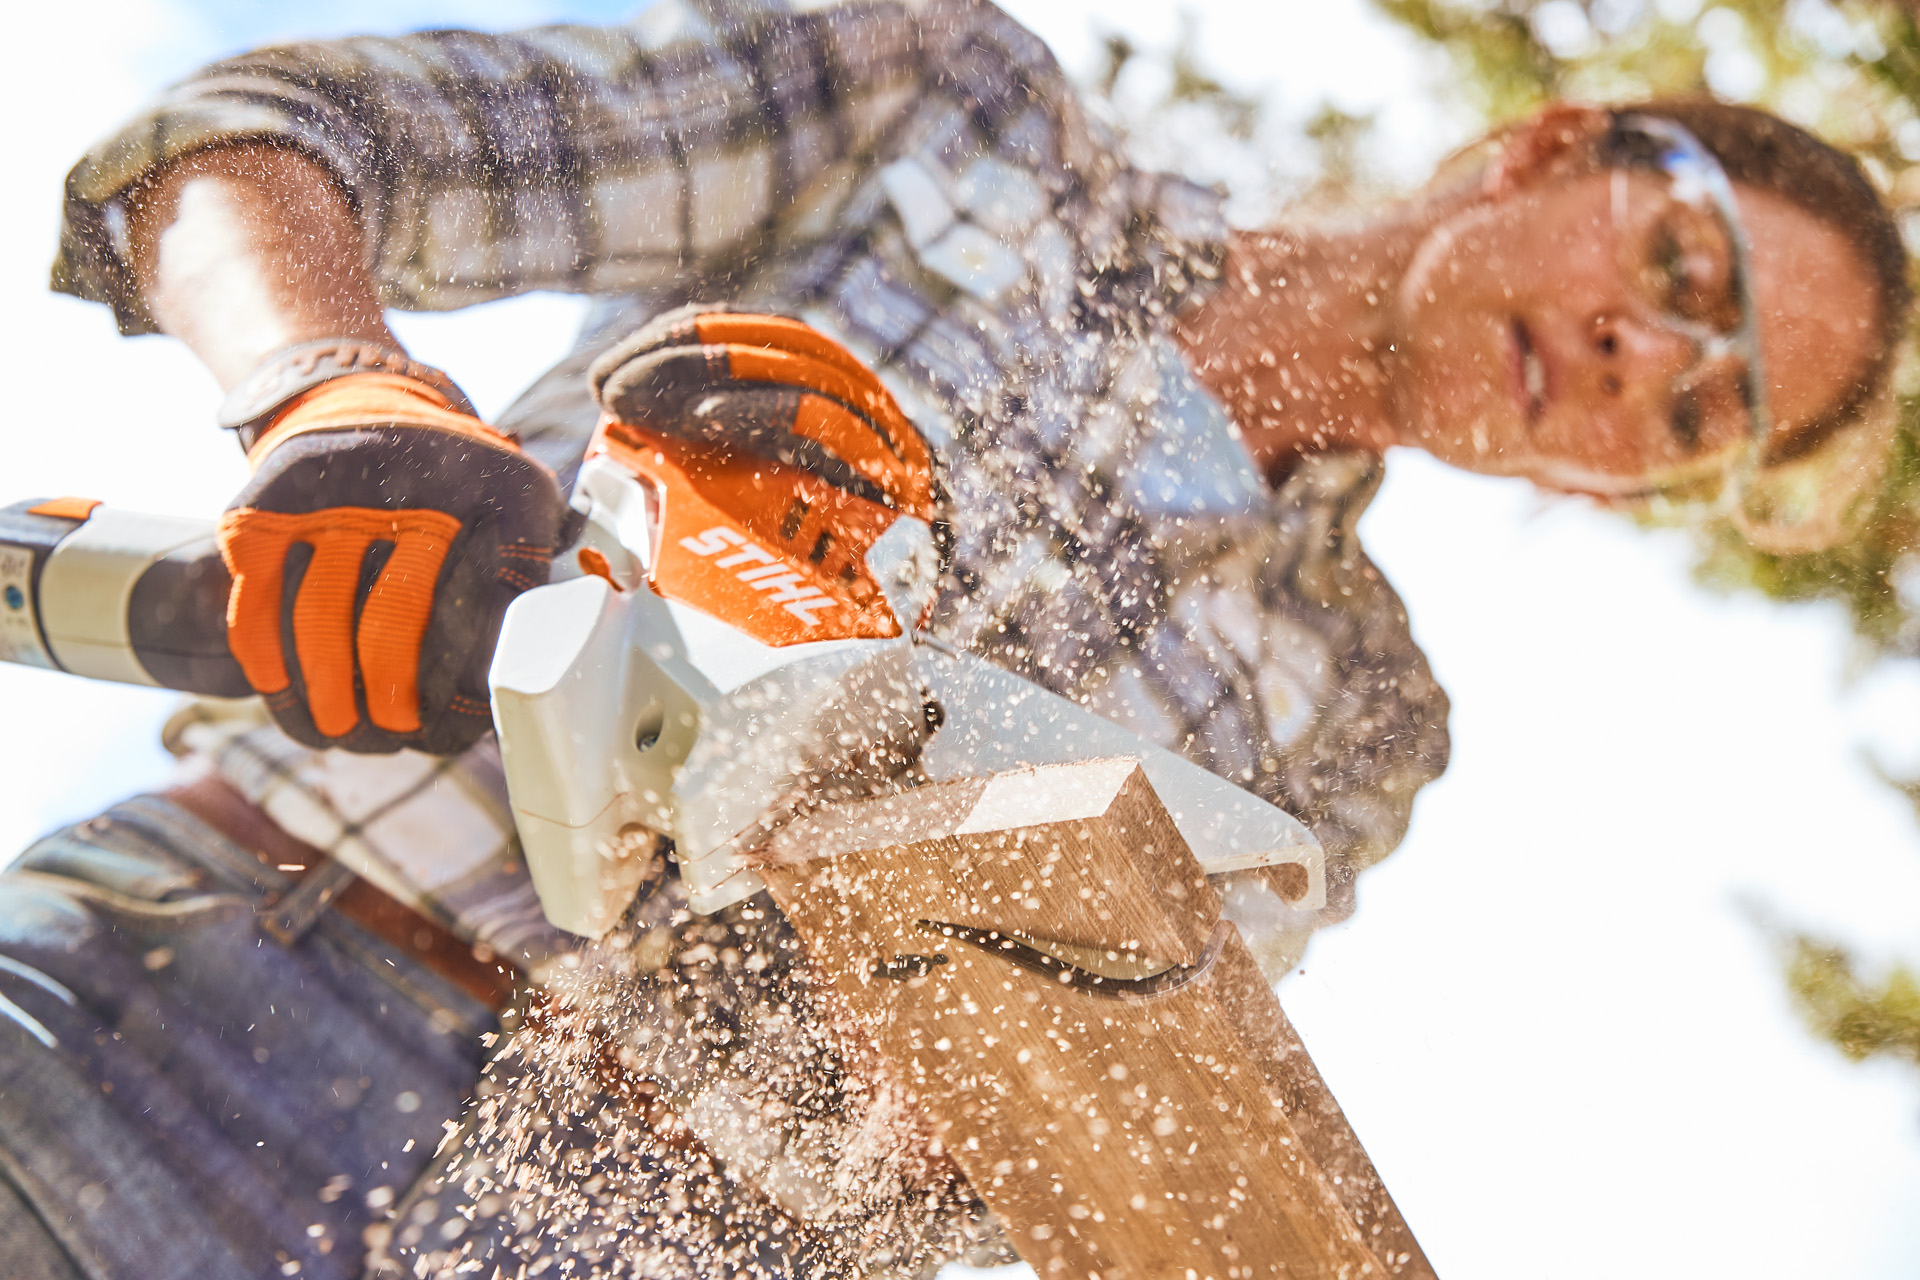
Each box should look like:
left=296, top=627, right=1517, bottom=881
left=1396, top=341, right=1512, bottom=468
left=1537, top=399, right=1662, bottom=479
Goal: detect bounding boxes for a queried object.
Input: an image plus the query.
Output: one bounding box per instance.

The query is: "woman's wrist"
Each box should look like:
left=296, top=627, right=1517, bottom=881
left=126, top=144, right=394, bottom=389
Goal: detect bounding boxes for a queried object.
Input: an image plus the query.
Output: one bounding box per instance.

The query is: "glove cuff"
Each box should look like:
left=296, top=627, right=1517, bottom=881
left=245, top=373, right=516, bottom=469
left=218, top=338, right=479, bottom=451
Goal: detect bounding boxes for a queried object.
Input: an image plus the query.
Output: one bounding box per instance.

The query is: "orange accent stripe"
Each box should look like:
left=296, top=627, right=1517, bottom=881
left=357, top=512, right=461, bottom=733
left=291, top=522, right=382, bottom=737
left=575, top=546, right=619, bottom=589
left=219, top=509, right=298, bottom=695
left=217, top=506, right=463, bottom=738
left=26, top=497, right=101, bottom=521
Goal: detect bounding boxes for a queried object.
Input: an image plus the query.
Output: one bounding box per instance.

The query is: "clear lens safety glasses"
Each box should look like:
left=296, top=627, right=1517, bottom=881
left=1605, top=114, right=1772, bottom=503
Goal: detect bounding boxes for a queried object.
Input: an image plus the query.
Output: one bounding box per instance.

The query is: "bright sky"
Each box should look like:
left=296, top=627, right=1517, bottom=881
left=2, top=2, right=1918, bottom=1277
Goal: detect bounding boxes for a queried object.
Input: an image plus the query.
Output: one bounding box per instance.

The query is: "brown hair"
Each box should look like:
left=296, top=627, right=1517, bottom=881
left=1619, top=99, right=1912, bottom=464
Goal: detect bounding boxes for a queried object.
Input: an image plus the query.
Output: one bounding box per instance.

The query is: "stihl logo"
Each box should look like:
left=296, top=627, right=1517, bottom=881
left=679, top=527, right=839, bottom=626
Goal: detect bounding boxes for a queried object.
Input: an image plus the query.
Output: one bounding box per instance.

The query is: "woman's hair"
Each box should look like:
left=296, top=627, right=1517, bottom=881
left=1621, top=99, right=1912, bottom=468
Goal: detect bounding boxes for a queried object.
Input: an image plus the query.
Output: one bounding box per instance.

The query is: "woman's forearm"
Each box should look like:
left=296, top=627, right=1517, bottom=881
left=124, top=145, right=397, bottom=390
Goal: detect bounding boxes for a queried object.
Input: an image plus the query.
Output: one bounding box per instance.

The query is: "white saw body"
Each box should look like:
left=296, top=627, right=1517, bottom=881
left=490, top=461, right=935, bottom=930
left=0, top=458, right=1326, bottom=941
left=491, top=454, right=1324, bottom=937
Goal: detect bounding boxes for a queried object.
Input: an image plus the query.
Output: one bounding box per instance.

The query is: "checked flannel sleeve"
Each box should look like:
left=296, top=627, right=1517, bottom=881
left=52, top=0, right=934, bottom=332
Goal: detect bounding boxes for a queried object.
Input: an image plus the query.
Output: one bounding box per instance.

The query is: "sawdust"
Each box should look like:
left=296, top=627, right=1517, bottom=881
left=372, top=884, right=1012, bottom=1278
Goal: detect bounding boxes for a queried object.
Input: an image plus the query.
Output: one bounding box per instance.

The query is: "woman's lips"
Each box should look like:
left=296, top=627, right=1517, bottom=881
left=1509, top=317, right=1547, bottom=426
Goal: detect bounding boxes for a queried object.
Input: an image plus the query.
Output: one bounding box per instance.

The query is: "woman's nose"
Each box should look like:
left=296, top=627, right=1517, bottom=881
left=1586, top=311, right=1697, bottom=398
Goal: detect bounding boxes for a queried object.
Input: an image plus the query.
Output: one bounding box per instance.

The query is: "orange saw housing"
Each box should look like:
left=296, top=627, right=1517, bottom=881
left=590, top=419, right=906, bottom=647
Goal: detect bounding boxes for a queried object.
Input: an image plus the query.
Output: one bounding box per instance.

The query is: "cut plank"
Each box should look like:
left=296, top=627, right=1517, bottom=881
left=759, top=757, right=1432, bottom=1279
left=760, top=756, right=1217, bottom=966
left=1204, top=930, right=1436, bottom=1278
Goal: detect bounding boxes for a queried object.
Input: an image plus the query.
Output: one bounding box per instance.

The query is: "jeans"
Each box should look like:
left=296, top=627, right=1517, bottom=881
left=0, top=793, right=492, bottom=1280
left=0, top=796, right=965, bottom=1279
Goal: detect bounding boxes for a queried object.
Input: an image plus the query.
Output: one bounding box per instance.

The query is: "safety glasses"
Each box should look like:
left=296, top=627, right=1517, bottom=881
left=1602, top=114, right=1773, bottom=507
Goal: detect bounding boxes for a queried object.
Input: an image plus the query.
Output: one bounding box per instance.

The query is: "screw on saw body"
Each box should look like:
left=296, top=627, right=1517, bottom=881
left=634, top=705, right=665, bottom=753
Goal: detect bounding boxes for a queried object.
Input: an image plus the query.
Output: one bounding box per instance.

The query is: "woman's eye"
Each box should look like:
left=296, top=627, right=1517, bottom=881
left=1646, top=210, right=1738, bottom=329
left=1648, top=226, right=1704, bottom=317
left=1653, top=229, right=1687, bottom=298
left=1669, top=389, right=1703, bottom=453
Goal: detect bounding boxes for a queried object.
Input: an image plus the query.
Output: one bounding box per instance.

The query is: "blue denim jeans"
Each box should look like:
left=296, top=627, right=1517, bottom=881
left=0, top=793, right=494, bottom=1279
left=0, top=797, right=914, bottom=1280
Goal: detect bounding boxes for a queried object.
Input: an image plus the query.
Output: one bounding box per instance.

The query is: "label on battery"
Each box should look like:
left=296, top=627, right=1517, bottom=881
left=0, top=545, right=56, bottom=669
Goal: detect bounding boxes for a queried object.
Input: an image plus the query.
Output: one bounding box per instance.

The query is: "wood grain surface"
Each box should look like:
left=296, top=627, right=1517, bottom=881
left=758, top=758, right=1435, bottom=1279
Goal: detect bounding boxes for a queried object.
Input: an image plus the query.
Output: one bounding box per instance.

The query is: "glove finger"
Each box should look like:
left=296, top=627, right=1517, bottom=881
left=722, top=345, right=931, bottom=492
left=790, top=389, right=918, bottom=504
left=586, top=301, right=733, bottom=400
left=599, top=345, right=933, bottom=516
left=217, top=508, right=300, bottom=696
left=357, top=511, right=462, bottom=734
left=604, top=383, right=895, bottom=508
left=290, top=521, right=382, bottom=738
left=686, top=313, right=880, bottom=388
left=590, top=308, right=886, bottom=400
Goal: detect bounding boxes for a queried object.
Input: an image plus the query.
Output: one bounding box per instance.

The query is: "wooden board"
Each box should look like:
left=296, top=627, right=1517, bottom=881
left=758, top=758, right=1435, bottom=1280
left=1201, top=929, right=1434, bottom=1277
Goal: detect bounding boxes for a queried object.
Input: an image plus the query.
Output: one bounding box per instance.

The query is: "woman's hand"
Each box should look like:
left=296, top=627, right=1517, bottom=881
left=218, top=346, right=566, bottom=754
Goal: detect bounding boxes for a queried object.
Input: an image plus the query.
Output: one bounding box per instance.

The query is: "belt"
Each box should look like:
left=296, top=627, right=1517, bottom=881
left=164, top=773, right=520, bottom=1009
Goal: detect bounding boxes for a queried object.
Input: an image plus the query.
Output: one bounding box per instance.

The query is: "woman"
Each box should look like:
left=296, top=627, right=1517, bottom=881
left=1181, top=99, right=1905, bottom=551
left=6, top=1, right=1907, bottom=1276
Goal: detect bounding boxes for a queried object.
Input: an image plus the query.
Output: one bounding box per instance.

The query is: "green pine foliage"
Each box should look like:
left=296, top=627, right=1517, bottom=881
left=1786, top=935, right=1920, bottom=1068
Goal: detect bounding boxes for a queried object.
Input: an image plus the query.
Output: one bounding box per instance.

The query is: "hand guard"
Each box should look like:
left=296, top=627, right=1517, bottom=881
left=217, top=348, right=566, bottom=755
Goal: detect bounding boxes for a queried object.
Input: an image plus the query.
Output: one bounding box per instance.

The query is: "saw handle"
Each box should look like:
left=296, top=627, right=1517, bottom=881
left=0, top=499, right=247, bottom=696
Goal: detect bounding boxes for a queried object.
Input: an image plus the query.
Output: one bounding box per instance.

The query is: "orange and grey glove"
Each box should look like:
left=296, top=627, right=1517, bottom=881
left=215, top=340, right=567, bottom=755
left=586, top=305, right=942, bottom=521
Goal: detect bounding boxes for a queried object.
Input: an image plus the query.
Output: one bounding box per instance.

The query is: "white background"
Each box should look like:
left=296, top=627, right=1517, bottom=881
left=2, top=2, right=1917, bottom=1276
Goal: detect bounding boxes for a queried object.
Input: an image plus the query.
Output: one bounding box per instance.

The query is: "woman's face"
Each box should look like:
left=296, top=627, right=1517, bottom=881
left=1386, top=162, right=1881, bottom=491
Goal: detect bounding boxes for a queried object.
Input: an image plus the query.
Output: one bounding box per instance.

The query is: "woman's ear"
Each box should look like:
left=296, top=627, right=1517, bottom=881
left=1482, top=102, right=1613, bottom=197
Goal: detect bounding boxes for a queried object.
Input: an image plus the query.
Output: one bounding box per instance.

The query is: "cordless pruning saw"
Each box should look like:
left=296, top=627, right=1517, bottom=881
left=0, top=352, right=1324, bottom=941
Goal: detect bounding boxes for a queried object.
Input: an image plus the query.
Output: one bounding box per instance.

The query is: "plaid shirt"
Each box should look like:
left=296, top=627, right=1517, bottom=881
left=43, top=2, right=1451, bottom=1270
left=54, top=0, right=1448, bottom=946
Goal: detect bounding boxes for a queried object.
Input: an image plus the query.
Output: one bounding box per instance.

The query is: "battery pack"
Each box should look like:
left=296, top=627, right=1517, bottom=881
left=0, top=499, right=246, bottom=696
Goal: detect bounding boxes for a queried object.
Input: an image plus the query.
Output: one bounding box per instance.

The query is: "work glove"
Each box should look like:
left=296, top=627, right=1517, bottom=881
left=215, top=340, right=567, bottom=755
left=587, top=305, right=941, bottom=521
